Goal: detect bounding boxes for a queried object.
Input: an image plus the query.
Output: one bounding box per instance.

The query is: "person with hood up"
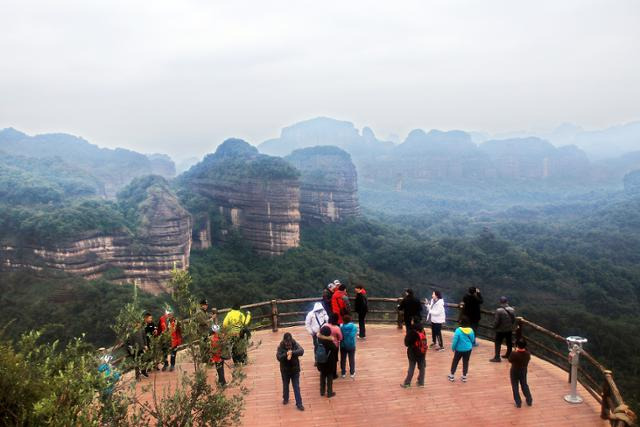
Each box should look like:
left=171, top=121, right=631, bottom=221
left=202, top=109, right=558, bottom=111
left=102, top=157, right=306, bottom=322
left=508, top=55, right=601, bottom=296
left=316, top=326, right=338, bottom=398
left=354, top=285, right=368, bottom=339
left=427, top=290, right=446, bottom=351
left=490, top=296, right=516, bottom=362
left=398, top=288, right=422, bottom=331
left=448, top=317, right=476, bottom=382
left=331, top=282, right=350, bottom=324
left=276, top=332, right=305, bottom=411
left=305, top=302, right=329, bottom=352
left=401, top=322, right=427, bottom=388
left=210, top=324, right=227, bottom=386
left=461, top=287, right=483, bottom=336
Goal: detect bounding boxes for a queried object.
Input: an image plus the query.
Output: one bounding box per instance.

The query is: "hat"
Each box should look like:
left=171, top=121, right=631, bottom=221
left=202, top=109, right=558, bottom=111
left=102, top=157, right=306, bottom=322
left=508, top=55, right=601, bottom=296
left=333, top=279, right=341, bottom=285
left=327, top=283, right=334, bottom=289
left=200, top=299, right=208, bottom=305
left=500, top=296, right=508, bottom=304
left=211, top=324, right=220, bottom=333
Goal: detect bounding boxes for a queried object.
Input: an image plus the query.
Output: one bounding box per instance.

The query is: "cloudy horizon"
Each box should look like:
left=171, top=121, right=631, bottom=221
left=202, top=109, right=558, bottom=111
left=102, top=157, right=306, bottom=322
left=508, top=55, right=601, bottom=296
left=1, top=0, right=639, bottom=159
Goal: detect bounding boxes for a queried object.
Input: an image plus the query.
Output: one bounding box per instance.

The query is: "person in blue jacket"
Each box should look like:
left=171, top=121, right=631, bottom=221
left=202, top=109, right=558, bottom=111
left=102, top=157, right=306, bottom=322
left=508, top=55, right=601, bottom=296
left=339, top=314, right=358, bottom=378
left=448, top=317, right=476, bottom=383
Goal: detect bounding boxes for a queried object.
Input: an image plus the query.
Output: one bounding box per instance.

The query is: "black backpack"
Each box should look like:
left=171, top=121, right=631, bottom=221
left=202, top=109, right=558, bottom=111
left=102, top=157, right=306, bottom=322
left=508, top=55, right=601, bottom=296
left=315, top=342, right=330, bottom=364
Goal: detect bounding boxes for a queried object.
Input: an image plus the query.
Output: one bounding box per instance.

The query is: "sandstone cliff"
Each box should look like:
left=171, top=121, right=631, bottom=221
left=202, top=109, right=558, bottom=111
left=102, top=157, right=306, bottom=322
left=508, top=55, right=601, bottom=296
left=179, top=139, right=300, bottom=255
left=285, top=146, right=360, bottom=223
left=0, top=175, right=192, bottom=294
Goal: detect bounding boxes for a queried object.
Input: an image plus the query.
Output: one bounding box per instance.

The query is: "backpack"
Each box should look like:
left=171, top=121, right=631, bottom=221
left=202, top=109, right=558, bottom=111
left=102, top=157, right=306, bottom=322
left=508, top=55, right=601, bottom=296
left=341, top=324, right=356, bottom=350
left=315, top=342, right=330, bottom=364
left=414, top=330, right=428, bottom=356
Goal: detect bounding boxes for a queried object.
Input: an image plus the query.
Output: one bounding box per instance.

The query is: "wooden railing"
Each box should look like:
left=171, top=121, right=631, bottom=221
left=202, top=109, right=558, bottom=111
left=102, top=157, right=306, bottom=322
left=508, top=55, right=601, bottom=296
left=109, top=296, right=636, bottom=426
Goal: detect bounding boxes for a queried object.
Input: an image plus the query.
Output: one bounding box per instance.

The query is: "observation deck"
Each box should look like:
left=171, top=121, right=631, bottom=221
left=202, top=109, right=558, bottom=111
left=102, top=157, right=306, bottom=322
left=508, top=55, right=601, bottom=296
left=131, top=297, right=635, bottom=426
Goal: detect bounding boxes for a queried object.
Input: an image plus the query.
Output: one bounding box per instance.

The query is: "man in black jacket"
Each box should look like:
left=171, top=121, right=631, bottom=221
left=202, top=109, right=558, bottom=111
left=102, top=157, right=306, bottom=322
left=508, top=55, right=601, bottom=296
left=490, top=296, right=516, bottom=362
left=276, top=332, right=305, bottom=411
left=462, top=287, right=483, bottom=336
left=398, top=288, right=422, bottom=331
left=354, top=285, right=368, bottom=339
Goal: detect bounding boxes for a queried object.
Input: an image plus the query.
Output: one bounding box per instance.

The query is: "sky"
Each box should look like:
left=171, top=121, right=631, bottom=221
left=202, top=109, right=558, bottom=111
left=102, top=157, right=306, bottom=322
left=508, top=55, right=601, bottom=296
left=1, top=0, right=639, bottom=159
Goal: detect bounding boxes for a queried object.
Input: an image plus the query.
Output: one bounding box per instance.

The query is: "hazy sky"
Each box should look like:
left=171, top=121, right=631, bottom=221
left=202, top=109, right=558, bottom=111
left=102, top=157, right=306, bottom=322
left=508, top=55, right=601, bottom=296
left=1, top=0, right=639, bottom=159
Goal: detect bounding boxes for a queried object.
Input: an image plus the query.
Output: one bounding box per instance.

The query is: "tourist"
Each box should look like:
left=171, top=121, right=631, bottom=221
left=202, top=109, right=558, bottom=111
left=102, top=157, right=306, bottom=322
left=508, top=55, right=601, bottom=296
left=339, top=314, right=358, bottom=378
left=142, top=311, right=157, bottom=373
left=327, top=313, right=343, bottom=379
left=276, top=332, right=305, bottom=411
left=331, top=282, right=350, bottom=324
left=196, top=298, right=211, bottom=337
left=158, top=308, right=172, bottom=371
left=97, top=353, right=120, bottom=402
left=490, top=296, right=516, bottom=363
left=448, top=317, right=475, bottom=382
left=316, top=326, right=338, bottom=398
left=322, top=283, right=335, bottom=315
left=398, top=288, right=422, bottom=331
left=427, top=291, right=446, bottom=351
left=125, top=316, right=147, bottom=380
left=508, top=340, right=533, bottom=407
left=159, top=310, right=182, bottom=372
left=461, top=287, right=483, bottom=337
left=305, top=302, right=328, bottom=352
left=210, top=324, right=227, bottom=386
left=354, top=285, right=368, bottom=339
left=223, top=303, right=252, bottom=364
left=401, top=322, right=427, bottom=388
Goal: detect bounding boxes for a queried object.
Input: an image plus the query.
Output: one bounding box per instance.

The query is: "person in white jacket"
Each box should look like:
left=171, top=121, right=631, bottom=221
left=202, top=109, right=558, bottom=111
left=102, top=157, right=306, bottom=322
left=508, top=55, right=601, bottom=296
left=427, top=290, right=446, bottom=351
left=305, top=302, right=329, bottom=352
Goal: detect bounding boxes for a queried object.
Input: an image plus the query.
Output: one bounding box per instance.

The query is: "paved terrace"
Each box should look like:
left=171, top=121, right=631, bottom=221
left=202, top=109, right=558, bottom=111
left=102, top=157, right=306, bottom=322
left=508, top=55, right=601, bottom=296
left=137, top=324, right=605, bottom=427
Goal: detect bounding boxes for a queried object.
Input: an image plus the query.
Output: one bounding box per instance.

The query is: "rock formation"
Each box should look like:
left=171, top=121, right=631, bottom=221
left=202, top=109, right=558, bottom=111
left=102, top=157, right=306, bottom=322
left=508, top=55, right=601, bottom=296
left=285, top=146, right=360, bottom=223
left=179, top=139, right=300, bottom=255
left=0, top=176, right=192, bottom=294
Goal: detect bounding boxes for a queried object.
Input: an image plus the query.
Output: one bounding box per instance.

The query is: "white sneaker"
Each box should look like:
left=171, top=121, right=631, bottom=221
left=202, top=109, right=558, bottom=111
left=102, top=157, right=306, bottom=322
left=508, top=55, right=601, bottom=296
left=350, top=373, right=356, bottom=379
left=341, top=374, right=346, bottom=379
left=461, top=375, right=467, bottom=383
left=448, top=374, right=454, bottom=382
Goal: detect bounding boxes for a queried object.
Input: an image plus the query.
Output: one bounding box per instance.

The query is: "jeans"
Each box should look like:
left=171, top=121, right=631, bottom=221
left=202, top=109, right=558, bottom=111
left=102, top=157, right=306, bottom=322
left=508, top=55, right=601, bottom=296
left=510, top=368, right=532, bottom=405
left=451, top=350, right=471, bottom=376
left=470, top=321, right=480, bottom=337
left=431, top=323, right=443, bottom=347
left=215, top=361, right=226, bottom=385
left=281, top=371, right=302, bottom=406
left=358, top=312, right=367, bottom=337
left=404, top=356, right=426, bottom=385
left=320, top=372, right=334, bottom=396
left=495, top=331, right=513, bottom=358
left=340, top=347, right=356, bottom=375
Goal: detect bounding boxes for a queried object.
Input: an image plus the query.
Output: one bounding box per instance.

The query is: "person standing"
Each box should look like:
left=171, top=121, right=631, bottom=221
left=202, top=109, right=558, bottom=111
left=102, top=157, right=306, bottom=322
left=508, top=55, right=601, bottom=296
left=322, top=283, right=335, bottom=316
left=210, top=324, right=227, bottom=386
left=331, top=283, right=350, bottom=324
left=448, top=317, right=475, bottom=382
left=142, top=311, right=157, bottom=373
left=158, top=309, right=172, bottom=372
left=398, top=288, right=422, bottom=331
left=276, top=332, right=305, bottom=411
left=427, top=291, right=446, bottom=351
left=461, top=287, right=483, bottom=336
left=166, top=312, right=182, bottom=371
left=508, top=340, right=533, bottom=407
left=354, top=285, right=368, bottom=339
left=305, top=302, right=328, bottom=352
left=316, top=326, right=338, bottom=398
left=327, top=313, right=343, bottom=379
left=223, top=303, right=252, bottom=364
left=490, top=296, right=516, bottom=363
left=339, top=314, right=358, bottom=378
left=125, top=317, right=147, bottom=380
left=401, top=323, right=427, bottom=388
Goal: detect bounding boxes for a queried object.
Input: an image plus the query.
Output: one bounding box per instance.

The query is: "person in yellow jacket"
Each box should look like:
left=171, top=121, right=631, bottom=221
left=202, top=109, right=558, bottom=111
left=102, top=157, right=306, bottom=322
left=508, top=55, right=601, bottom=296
left=223, top=303, right=252, bottom=364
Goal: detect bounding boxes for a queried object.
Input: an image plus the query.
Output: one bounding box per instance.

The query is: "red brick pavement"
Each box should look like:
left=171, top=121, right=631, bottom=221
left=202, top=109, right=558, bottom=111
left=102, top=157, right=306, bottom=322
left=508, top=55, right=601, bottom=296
left=136, top=324, right=607, bottom=427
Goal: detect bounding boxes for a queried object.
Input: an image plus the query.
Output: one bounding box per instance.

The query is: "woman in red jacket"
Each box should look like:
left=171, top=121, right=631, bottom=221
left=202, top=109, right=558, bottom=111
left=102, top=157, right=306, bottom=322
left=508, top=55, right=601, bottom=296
left=210, top=325, right=227, bottom=386
left=159, top=311, right=182, bottom=372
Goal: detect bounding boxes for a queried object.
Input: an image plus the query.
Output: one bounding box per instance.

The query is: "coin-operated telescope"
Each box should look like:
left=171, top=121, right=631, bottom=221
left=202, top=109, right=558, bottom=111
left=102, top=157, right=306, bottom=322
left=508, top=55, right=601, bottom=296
left=564, top=336, right=588, bottom=404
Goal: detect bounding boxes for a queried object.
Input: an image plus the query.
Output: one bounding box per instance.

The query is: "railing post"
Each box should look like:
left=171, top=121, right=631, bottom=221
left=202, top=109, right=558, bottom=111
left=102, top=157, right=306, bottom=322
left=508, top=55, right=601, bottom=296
left=211, top=307, right=218, bottom=325
left=396, top=298, right=403, bottom=329
left=515, top=317, right=523, bottom=341
left=271, top=300, right=278, bottom=332
left=601, top=371, right=611, bottom=420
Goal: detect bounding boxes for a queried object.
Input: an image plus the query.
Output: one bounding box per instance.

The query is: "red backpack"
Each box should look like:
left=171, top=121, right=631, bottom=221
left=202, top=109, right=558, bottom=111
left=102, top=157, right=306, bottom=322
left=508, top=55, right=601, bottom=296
left=415, top=330, right=428, bottom=355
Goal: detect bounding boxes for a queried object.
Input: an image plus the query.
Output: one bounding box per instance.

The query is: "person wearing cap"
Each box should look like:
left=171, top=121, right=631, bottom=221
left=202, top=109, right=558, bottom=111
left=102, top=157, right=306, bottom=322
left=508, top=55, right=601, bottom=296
left=158, top=309, right=182, bottom=371
left=490, top=296, right=516, bottom=362
left=210, top=324, right=226, bottom=386
left=196, top=298, right=211, bottom=337
left=322, top=283, right=335, bottom=316
left=276, top=332, right=305, bottom=411
left=317, top=325, right=338, bottom=398
left=158, top=308, right=172, bottom=371
left=398, top=288, right=422, bottom=332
